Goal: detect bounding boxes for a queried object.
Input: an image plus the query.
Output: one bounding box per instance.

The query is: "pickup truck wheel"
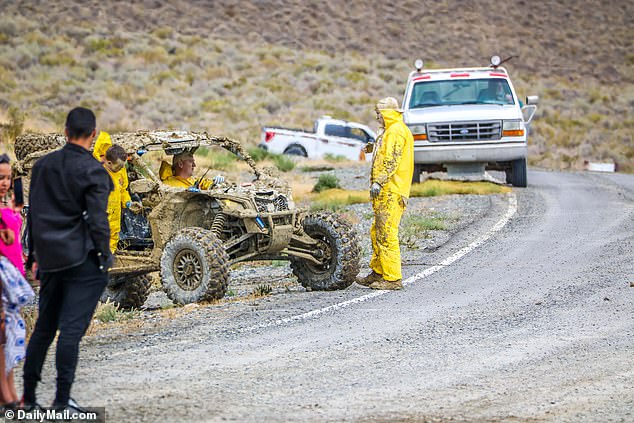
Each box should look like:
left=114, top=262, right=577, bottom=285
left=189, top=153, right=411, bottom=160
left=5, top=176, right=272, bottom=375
left=284, top=145, right=307, bottom=157
left=100, top=274, right=152, bottom=310
left=510, top=158, right=528, bottom=187
left=290, top=213, right=360, bottom=291
left=412, top=164, right=423, bottom=184
left=161, top=228, right=229, bottom=304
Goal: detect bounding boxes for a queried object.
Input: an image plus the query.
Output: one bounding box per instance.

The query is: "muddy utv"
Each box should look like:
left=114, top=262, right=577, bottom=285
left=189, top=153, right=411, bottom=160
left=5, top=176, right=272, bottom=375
left=13, top=131, right=361, bottom=308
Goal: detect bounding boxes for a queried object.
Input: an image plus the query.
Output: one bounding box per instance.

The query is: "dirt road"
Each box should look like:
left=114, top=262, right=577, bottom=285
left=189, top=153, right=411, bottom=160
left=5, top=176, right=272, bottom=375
left=18, top=170, right=634, bottom=422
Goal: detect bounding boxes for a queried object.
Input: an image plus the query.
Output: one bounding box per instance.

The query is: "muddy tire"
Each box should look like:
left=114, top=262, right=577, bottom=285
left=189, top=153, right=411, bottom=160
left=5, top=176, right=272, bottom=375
left=160, top=227, right=229, bottom=304
left=290, top=213, right=360, bottom=291
left=14, top=133, right=66, bottom=161
left=101, top=274, right=152, bottom=310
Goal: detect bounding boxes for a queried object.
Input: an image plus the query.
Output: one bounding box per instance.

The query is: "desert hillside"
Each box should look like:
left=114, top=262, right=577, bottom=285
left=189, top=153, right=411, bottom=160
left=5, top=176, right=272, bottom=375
left=0, top=0, right=632, bottom=170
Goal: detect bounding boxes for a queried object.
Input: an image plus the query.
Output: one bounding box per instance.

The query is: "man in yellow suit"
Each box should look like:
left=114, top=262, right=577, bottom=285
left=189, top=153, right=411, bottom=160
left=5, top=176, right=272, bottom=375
left=161, top=152, right=224, bottom=189
left=358, top=97, right=414, bottom=290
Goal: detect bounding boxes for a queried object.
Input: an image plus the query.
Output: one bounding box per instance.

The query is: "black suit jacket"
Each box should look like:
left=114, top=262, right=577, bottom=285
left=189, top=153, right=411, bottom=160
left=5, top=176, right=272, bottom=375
left=28, top=142, right=113, bottom=272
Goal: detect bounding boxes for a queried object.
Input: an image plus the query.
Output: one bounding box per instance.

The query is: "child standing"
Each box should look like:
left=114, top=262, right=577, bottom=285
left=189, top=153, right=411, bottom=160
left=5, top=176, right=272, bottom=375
left=103, top=145, right=141, bottom=252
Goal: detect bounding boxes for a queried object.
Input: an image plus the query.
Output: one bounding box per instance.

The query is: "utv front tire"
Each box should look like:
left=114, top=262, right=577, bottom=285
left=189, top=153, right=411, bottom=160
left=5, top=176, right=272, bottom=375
left=101, top=274, right=152, bottom=310
left=290, top=213, right=360, bottom=291
left=160, top=228, right=229, bottom=304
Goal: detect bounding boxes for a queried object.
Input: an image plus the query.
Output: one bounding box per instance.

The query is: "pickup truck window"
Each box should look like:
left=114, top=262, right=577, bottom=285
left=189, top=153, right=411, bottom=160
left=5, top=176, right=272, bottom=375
left=324, top=124, right=348, bottom=138
left=349, top=128, right=372, bottom=143
left=409, top=78, right=514, bottom=108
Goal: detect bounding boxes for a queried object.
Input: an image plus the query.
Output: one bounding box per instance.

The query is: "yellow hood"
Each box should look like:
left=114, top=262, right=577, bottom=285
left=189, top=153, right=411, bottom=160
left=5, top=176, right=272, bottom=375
left=379, top=109, right=404, bottom=130
left=92, top=131, right=112, bottom=161
left=159, top=160, right=173, bottom=180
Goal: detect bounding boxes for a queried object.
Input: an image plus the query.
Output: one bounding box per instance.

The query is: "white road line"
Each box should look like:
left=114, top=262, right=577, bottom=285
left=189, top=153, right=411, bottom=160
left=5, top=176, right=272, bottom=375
left=247, top=193, right=518, bottom=331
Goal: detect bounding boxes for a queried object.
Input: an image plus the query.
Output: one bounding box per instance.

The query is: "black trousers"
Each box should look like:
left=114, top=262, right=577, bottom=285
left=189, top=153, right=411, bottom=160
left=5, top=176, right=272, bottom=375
left=22, top=252, right=108, bottom=405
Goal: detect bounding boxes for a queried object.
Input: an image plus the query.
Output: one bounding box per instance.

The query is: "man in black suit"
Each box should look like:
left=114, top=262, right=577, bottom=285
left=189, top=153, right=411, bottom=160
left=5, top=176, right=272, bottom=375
left=22, top=107, right=113, bottom=413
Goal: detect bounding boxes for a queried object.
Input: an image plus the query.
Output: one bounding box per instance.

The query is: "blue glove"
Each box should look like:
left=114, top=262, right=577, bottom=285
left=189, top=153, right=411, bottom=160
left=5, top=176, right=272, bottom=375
left=213, top=175, right=225, bottom=185
left=370, top=182, right=382, bottom=199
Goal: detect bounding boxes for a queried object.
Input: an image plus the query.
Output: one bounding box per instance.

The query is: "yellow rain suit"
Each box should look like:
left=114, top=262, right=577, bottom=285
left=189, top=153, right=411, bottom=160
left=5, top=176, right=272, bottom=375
left=92, top=131, right=111, bottom=162
left=93, top=132, right=132, bottom=252
left=369, top=109, right=414, bottom=281
left=159, top=161, right=214, bottom=190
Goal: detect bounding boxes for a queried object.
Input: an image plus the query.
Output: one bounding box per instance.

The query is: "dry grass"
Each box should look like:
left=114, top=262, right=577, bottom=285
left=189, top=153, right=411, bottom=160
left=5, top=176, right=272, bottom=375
left=308, top=180, right=508, bottom=210
left=310, top=189, right=369, bottom=211
left=410, top=180, right=511, bottom=197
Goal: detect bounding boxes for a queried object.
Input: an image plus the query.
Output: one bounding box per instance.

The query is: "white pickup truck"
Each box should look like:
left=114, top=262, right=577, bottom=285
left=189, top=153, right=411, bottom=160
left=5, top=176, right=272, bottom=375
left=403, top=57, right=538, bottom=187
left=259, top=116, right=376, bottom=161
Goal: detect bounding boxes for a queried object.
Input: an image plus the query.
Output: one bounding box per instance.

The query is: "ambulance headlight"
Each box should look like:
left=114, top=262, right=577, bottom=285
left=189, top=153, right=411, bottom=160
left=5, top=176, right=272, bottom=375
left=414, top=59, right=424, bottom=71
left=490, top=55, right=501, bottom=67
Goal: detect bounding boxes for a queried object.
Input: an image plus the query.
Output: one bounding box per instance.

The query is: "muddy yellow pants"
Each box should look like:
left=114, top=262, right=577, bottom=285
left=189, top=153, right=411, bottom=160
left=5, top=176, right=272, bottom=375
left=370, top=190, right=406, bottom=281
left=107, top=203, right=121, bottom=253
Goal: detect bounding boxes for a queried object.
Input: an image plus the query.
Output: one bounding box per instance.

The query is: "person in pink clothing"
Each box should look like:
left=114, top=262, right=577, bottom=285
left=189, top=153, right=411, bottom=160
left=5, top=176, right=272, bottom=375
left=0, top=154, right=24, bottom=276
left=0, top=153, right=33, bottom=410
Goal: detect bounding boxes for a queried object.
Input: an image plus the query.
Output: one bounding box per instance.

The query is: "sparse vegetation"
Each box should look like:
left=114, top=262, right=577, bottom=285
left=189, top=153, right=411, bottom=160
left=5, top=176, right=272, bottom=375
left=400, top=214, right=447, bottom=249
left=309, top=180, right=508, bottom=211
left=310, top=189, right=368, bottom=211
left=0, top=106, right=24, bottom=143
left=323, top=153, right=348, bottom=163
left=94, top=299, right=139, bottom=323
left=253, top=284, right=273, bottom=297
left=410, top=181, right=511, bottom=197
left=0, top=2, right=630, bottom=171
left=271, top=154, right=295, bottom=172
left=313, top=174, right=341, bottom=193
left=246, top=147, right=295, bottom=172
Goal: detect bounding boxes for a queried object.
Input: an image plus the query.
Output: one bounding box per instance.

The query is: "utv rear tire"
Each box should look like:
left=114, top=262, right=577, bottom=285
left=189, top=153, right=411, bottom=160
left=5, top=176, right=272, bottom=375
left=290, top=213, right=360, bottom=291
left=14, top=133, right=66, bottom=161
left=160, top=227, right=229, bottom=304
left=101, top=274, right=152, bottom=310
left=509, top=158, right=527, bottom=187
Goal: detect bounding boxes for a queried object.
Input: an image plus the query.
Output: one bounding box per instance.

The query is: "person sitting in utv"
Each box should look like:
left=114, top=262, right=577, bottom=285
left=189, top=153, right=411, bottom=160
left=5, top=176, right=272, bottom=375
left=160, top=152, right=224, bottom=189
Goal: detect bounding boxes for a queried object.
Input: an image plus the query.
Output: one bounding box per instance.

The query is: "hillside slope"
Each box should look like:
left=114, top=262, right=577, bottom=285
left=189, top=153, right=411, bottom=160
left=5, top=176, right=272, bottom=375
left=0, top=0, right=632, bottom=170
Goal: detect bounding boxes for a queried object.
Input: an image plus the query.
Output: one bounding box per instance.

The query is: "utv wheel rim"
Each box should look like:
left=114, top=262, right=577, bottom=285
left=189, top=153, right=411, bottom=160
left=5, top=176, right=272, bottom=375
left=173, top=249, right=203, bottom=290
left=306, top=232, right=334, bottom=274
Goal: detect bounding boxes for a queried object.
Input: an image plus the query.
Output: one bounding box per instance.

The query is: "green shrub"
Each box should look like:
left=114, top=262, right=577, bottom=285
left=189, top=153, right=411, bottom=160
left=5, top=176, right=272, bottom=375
left=253, top=284, right=272, bottom=297
left=272, top=154, right=295, bottom=172
left=197, top=148, right=237, bottom=170
left=313, top=174, right=340, bottom=192
left=247, top=146, right=271, bottom=162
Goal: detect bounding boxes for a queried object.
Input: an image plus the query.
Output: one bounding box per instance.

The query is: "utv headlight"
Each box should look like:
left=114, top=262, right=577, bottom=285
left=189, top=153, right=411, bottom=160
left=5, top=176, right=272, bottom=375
left=409, top=124, right=427, bottom=141
left=502, top=120, right=525, bottom=137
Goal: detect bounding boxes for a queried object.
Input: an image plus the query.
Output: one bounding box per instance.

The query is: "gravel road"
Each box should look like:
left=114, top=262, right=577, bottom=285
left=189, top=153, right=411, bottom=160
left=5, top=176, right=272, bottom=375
left=16, top=170, right=634, bottom=422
